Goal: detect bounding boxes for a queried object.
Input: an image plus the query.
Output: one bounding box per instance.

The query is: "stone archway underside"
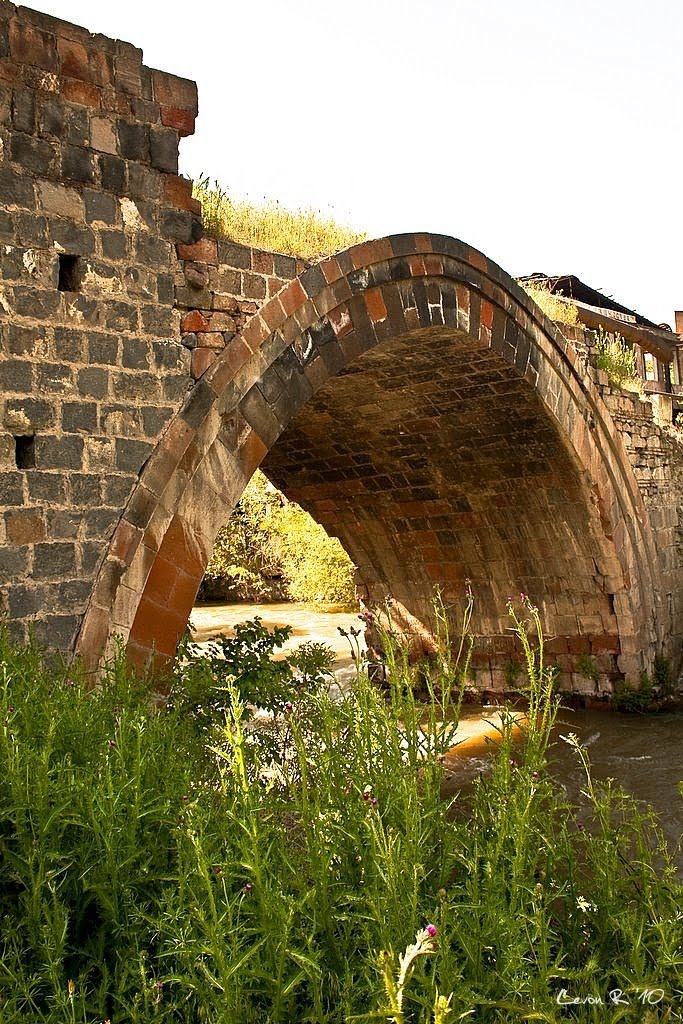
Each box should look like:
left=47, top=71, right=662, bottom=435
left=261, top=327, right=619, bottom=684
left=76, top=234, right=663, bottom=689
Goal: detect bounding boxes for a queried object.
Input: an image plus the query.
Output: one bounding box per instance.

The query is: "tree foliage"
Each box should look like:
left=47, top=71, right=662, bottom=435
left=201, top=471, right=356, bottom=606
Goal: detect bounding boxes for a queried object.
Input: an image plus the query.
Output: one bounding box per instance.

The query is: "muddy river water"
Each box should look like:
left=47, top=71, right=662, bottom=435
left=191, top=602, right=682, bottom=855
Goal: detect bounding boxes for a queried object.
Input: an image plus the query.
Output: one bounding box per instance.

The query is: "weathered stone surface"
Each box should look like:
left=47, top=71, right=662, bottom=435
left=1, top=4, right=681, bottom=701
left=149, top=126, right=178, bottom=173
left=160, top=209, right=202, bottom=244
left=37, top=180, right=84, bottom=219
left=5, top=397, right=55, bottom=431
left=77, top=367, right=109, bottom=399
left=5, top=509, right=46, bottom=545
left=34, top=435, right=84, bottom=470
left=84, top=189, right=119, bottom=225
left=9, top=132, right=56, bottom=175
left=11, top=88, right=36, bottom=134
left=0, top=164, right=35, bottom=207
left=98, top=154, right=126, bottom=195
left=0, top=473, right=25, bottom=506
left=117, top=119, right=149, bottom=161
left=62, top=145, right=96, bottom=185
left=33, top=542, right=77, bottom=578
left=61, top=402, right=98, bottom=433
left=88, top=335, right=119, bottom=364
left=26, top=471, right=66, bottom=502
left=115, top=438, right=153, bottom=473
left=190, top=347, right=216, bottom=379
left=100, top=230, right=127, bottom=259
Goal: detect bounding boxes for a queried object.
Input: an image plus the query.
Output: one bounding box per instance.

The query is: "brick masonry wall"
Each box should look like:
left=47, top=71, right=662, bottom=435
left=562, top=337, right=683, bottom=693
left=0, top=4, right=294, bottom=647
left=175, top=237, right=306, bottom=381
left=593, top=370, right=683, bottom=682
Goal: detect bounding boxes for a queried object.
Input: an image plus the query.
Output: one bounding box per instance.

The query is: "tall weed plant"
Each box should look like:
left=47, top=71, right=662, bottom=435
left=0, top=597, right=680, bottom=1023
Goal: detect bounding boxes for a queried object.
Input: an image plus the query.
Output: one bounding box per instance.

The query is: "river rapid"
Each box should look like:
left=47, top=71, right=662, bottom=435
left=191, top=601, right=682, bottom=857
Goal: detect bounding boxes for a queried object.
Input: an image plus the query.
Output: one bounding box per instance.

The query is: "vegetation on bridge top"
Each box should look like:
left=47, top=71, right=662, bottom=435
left=594, top=327, right=642, bottom=392
left=193, top=176, right=367, bottom=261
left=518, top=279, right=580, bottom=326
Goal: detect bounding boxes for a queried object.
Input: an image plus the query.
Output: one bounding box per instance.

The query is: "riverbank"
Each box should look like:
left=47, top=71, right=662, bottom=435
left=192, top=600, right=683, bottom=855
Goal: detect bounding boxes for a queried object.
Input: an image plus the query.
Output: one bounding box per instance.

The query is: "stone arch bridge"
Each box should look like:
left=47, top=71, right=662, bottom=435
left=1, top=5, right=682, bottom=696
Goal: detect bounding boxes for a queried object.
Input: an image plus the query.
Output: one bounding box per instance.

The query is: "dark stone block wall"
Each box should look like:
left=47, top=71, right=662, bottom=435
left=0, top=4, right=296, bottom=647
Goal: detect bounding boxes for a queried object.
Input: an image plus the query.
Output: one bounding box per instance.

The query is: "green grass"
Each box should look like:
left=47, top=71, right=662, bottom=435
left=193, top=177, right=367, bottom=261
left=0, top=600, right=680, bottom=1023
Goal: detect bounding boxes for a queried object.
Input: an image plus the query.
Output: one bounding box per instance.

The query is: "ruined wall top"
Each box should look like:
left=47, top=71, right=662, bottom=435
left=0, top=3, right=309, bottom=650
left=0, top=2, right=206, bottom=648
left=1, top=4, right=198, bottom=136
left=0, top=3, right=203, bottom=248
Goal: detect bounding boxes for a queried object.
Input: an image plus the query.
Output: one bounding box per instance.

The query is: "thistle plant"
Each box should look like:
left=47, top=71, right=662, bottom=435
left=377, top=925, right=441, bottom=1024
left=505, top=593, right=560, bottom=768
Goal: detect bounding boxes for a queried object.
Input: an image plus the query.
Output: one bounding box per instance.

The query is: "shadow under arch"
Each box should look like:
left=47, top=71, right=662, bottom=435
left=75, top=233, right=663, bottom=687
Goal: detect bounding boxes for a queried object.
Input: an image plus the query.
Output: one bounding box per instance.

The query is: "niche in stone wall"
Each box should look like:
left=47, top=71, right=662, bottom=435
left=57, top=255, right=84, bottom=292
left=14, top=435, right=35, bottom=469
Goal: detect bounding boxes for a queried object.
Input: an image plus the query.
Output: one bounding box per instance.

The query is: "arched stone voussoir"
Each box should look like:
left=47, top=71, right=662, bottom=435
left=75, top=233, right=664, bottom=689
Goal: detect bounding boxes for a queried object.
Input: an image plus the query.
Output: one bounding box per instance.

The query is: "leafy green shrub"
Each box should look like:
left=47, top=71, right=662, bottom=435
left=614, top=656, right=674, bottom=711
left=193, top=176, right=366, bottom=261
left=200, top=472, right=286, bottom=601
left=264, top=498, right=355, bottom=606
left=176, top=616, right=296, bottom=720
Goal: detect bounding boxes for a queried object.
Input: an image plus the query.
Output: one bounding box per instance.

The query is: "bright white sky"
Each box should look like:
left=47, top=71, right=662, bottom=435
left=30, top=0, right=683, bottom=325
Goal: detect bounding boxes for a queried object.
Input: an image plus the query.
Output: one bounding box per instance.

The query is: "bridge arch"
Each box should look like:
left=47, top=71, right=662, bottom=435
left=75, top=233, right=663, bottom=687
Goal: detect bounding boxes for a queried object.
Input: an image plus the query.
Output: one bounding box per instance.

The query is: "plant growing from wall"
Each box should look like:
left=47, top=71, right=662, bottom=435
left=593, top=327, right=642, bottom=392
left=576, top=653, right=599, bottom=682
left=518, top=280, right=579, bottom=326
left=503, top=658, right=522, bottom=689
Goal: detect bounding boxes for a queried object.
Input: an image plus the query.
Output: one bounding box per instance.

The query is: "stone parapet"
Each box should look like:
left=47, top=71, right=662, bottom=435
left=173, top=238, right=306, bottom=380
